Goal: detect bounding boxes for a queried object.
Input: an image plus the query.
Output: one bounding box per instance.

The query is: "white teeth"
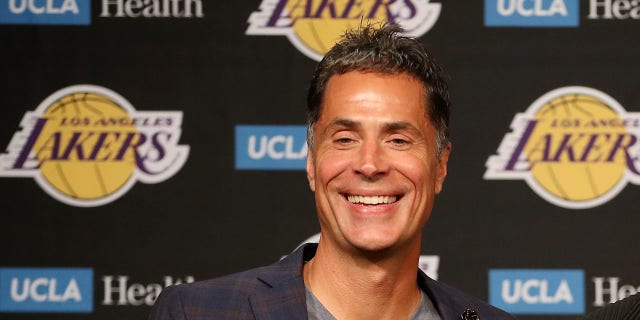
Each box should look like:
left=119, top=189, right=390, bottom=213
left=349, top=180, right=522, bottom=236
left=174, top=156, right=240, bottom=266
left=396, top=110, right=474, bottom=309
left=347, top=195, right=398, bottom=205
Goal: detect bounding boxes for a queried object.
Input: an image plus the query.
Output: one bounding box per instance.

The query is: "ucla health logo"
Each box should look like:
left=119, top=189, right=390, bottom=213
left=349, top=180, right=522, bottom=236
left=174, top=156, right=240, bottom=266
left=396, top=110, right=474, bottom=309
left=485, top=0, right=579, bottom=27
left=246, top=0, right=442, bottom=61
left=235, top=125, right=307, bottom=170
left=485, top=86, right=640, bottom=209
left=0, top=268, right=93, bottom=313
left=0, top=0, right=91, bottom=25
left=0, top=85, right=190, bottom=207
left=489, top=269, right=585, bottom=315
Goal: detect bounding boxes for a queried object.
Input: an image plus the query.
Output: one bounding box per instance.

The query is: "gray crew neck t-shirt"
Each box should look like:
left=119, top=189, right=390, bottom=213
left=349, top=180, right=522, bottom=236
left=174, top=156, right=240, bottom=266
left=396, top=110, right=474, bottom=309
left=305, top=286, right=442, bottom=320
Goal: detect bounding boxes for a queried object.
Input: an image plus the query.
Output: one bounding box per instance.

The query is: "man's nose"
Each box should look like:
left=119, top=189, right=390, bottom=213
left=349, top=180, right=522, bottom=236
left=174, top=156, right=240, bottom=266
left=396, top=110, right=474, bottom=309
left=354, top=140, right=389, bottom=179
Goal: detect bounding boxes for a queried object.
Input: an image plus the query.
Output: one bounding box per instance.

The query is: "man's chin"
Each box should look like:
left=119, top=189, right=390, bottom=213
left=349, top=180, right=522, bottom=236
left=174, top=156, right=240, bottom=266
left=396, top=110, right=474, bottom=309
left=343, top=232, right=420, bottom=258
left=347, top=236, right=398, bottom=256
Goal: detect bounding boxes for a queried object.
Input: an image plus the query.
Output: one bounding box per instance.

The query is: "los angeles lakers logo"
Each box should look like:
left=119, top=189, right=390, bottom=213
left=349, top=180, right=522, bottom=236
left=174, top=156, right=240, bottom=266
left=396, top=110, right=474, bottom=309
left=485, top=87, right=640, bottom=209
left=246, top=0, right=442, bottom=61
left=0, top=85, right=189, bottom=207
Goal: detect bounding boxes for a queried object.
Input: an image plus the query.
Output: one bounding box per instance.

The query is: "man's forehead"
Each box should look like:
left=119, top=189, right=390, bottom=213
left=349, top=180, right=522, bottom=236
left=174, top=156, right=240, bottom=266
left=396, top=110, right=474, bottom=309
left=326, top=118, right=420, bottom=129
left=321, top=71, right=431, bottom=114
left=320, top=117, right=429, bottom=137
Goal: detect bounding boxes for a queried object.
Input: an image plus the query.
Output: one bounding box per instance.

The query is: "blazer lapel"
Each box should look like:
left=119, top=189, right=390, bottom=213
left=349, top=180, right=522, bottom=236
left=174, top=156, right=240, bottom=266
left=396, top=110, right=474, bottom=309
left=419, top=270, right=472, bottom=320
left=249, top=275, right=307, bottom=320
left=248, top=244, right=314, bottom=320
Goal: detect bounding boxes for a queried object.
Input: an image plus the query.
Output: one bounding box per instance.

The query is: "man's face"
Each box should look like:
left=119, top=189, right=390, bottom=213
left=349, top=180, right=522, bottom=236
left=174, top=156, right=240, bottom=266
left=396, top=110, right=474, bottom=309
left=306, top=71, right=450, bottom=254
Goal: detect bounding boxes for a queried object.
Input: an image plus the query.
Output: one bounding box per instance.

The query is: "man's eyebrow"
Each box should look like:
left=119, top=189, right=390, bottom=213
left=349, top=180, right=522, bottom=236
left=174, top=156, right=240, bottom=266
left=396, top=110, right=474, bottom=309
left=382, top=121, right=423, bottom=136
left=322, top=119, right=423, bottom=136
left=323, top=118, right=361, bottom=134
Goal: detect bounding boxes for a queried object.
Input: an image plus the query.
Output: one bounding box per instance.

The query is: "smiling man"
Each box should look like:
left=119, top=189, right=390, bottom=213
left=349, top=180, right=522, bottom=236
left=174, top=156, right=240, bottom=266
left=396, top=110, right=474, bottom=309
left=304, top=72, right=450, bottom=320
left=149, top=24, right=515, bottom=320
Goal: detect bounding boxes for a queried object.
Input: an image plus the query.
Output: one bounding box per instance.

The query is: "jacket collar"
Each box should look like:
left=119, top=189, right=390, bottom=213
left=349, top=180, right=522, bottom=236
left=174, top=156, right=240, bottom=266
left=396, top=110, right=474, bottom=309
left=419, top=269, right=461, bottom=319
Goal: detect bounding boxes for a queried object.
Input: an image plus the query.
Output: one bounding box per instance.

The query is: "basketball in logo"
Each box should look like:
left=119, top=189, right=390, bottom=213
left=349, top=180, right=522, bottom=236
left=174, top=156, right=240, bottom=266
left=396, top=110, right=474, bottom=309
left=526, top=94, right=628, bottom=202
left=247, top=0, right=442, bottom=61
left=286, top=0, right=389, bottom=57
left=33, top=92, right=137, bottom=201
left=0, top=84, right=190, bottom=207
left=485, top=86, right=640, bottom=209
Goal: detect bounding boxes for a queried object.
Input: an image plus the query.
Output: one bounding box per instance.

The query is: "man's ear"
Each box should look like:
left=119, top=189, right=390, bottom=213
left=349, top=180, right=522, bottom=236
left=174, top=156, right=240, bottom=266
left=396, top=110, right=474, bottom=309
left=306, top=151, right=316, bottom=192
left=434, top=142, right=451, bottom=195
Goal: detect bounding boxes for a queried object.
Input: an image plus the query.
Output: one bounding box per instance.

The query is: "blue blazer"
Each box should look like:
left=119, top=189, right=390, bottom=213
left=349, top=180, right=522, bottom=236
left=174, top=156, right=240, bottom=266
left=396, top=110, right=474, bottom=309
left=149, top=244, right=516, bottom=320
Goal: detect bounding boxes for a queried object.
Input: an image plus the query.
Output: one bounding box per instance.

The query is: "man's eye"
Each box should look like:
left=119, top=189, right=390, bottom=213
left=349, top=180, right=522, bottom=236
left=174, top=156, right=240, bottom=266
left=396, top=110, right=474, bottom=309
left=390, top=138, right=409, bottom=145
left=387, top=137, right=413, bottom=149
left=336, top=138, right=354, bottom=144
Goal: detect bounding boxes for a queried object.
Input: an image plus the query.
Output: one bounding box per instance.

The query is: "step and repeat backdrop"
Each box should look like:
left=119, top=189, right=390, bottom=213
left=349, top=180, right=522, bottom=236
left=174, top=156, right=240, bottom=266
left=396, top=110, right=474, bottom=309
left=1, top=1, right=639, bottom=319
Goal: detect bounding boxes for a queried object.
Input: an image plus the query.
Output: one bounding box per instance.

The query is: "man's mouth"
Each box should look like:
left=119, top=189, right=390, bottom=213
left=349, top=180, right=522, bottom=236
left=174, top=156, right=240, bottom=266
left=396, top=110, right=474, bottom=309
left=346, top=195, right=399, bottom=205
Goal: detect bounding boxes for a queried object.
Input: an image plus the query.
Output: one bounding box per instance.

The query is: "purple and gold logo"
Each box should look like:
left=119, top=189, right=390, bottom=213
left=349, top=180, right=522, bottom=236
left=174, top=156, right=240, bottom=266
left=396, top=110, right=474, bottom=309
left=485, top=86, right=640, bottom=209
left=246, top=0, right=442, bottom=61
left=0, top=85, right=189, bottom=207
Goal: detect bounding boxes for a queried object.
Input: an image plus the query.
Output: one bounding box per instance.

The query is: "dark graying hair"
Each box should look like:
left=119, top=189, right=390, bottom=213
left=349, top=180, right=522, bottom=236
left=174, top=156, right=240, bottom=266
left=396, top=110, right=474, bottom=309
left=306, top=23, right=450, bottom=155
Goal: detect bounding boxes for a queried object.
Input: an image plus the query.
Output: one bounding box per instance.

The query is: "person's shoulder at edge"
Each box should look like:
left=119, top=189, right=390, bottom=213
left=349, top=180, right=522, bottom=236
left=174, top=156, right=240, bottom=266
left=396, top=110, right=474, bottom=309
left=582, top=292, right=640, bottom=320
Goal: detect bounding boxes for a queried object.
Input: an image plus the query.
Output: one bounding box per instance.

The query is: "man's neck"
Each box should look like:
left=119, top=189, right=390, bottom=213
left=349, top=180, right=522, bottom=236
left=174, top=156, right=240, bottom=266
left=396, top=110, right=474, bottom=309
left=303, top=239, right=422, bottom=320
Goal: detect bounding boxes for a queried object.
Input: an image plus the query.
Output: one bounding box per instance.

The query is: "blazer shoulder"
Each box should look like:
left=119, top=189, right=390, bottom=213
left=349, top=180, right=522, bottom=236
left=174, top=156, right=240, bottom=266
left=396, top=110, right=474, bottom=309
left=148, top=269, right=269, bottom=320
left=148, top=247, right=309, bottom=320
